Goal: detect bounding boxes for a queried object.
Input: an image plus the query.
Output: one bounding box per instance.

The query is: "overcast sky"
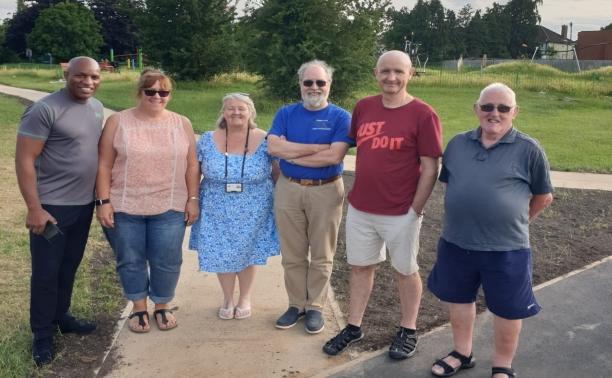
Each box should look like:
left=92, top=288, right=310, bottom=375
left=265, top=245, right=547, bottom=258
left=1, top=0, right=609, bottom=41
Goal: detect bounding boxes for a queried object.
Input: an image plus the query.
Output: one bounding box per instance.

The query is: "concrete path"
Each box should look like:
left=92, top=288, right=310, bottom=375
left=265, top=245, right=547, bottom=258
left=1, top=84, right=611, bottom=377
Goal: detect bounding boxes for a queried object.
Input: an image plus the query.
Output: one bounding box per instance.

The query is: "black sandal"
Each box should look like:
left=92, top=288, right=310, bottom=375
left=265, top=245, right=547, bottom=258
left=127, top=311, right=150, bottom=333
left=431, top=350, right=475, bottom=377
left=492, top=366, right=516, bottom=377
left=153, top=308, right=178, bottom=331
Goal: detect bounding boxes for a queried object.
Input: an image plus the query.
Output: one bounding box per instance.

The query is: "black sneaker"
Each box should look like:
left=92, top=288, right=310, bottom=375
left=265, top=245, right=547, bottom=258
left=58, top=314, right=96, bottom=335
left=275, top=307, right=305, bottom=329
left=388, top=327, right=418, bottom=360
left=32, top=337, right=54, bottom=367
left=305, top=310, right=325, bottom=334
left=322, top=326, right=364, bottom=355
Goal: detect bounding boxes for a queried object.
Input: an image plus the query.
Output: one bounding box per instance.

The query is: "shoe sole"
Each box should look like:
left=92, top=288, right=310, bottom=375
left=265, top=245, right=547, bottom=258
left=322, top=333, right=364, bottom=356
left=275, top=313, right=305, bottom=329
left=305, top=324, right=325, bottom=334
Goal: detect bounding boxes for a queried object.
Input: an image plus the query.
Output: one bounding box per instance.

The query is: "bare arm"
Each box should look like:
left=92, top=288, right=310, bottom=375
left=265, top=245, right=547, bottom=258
left=15, top=136, right=55, bottom=234
left=95, top=114, right=119, bottom=228
left=267, top=134, right=330, bottom=159
left=410, top=156, right=440, bottom=215
left=529, top=193, right=553, bottom=221
left=182, top=117, right=200, bottom=225
left=290, top=142, right=350, bottom=167
left=271, top=159, right=280, bottom=183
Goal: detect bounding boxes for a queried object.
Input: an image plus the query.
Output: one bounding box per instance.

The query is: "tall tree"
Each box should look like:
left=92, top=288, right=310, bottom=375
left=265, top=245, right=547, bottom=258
left=136, top=0, right=236, bottom=80
left=482, top=2, right=510, bottom=58
left=504, top=0, right=542, bottom=58
left=241, top=0, right=387, bottom=101
left=26, top=2, right=102, bottom=61
left=89, top=0, right=138, bottom=56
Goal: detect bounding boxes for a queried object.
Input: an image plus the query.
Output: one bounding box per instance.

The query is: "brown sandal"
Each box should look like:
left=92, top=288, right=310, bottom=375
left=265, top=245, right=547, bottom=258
left=127, top=311, right=150, bottom=333
left=154, top=308, right=177, bottom=331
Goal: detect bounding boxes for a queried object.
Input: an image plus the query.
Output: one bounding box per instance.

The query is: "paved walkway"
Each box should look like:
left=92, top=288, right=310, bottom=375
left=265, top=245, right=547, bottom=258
left=1, top=84, right=611, bottom=377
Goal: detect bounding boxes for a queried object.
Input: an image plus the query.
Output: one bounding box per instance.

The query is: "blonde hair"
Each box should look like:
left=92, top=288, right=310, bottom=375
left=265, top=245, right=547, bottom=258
left=136, top=68, right=173, bottom=97
left=215, top=93, right=257, bottom=129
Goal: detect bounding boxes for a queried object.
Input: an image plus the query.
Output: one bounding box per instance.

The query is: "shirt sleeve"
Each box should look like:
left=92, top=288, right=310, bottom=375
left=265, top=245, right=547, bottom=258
left=529, top=145, right=553, bottom=194
left=416, top=109, right=443, bottom=158
left=17, top=101, right=54, bottom=140
left=267, top=107, right=286, bottom=137
left=331, top=108, right=353, bottom=145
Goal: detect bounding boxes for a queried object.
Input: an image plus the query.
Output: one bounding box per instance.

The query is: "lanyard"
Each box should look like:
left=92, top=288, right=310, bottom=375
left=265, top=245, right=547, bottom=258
left=224, top=127, right=250, bottom=182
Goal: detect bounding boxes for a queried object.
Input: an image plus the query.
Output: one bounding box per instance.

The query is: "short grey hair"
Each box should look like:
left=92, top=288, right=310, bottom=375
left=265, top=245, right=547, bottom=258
left=477, top=83, right=517, bottom=106
left=215, top=93, right=257, bottom=129
left=297, top=60, right=334, bottom=82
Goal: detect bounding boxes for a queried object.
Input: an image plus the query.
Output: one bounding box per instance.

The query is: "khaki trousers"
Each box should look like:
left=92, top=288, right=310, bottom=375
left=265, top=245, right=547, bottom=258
left=274, top=175, right=344, bottom=311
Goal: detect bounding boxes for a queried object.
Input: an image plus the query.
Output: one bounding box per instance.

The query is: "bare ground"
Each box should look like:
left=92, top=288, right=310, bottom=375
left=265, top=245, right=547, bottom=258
left=331, top=173, right=612, bottom=352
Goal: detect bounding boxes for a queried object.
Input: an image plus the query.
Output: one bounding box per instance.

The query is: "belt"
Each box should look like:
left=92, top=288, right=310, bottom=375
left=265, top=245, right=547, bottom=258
left=287, top=175, right=341, bottom=186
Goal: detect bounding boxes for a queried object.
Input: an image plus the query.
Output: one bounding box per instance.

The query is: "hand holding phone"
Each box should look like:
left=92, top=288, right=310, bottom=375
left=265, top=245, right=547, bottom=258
left=42, top=221, right=63, bottom=242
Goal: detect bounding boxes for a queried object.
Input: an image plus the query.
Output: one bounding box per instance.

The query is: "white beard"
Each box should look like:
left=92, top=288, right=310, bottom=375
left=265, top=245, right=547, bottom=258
left=303, top=93, right=327, bottom=109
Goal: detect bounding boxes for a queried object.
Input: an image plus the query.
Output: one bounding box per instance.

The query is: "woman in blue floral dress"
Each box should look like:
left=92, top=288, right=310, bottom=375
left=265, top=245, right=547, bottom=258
left=189, top=93, right=279, bottom=320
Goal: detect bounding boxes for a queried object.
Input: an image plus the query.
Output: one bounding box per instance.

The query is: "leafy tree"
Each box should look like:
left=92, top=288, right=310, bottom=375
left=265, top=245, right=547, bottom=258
left=89, top=0, right=139, bottom=56
left=504, top=0, right=542, bottom=58
left=464, top=10, right=486, bottom=57
left=601, top=23, right=612, bottom=30
left=26, top=2, right=103, bottom=61
left=135, top=0, right=236, bottom=80
left=482, top=2, right=510, bottom=58
left=241, top=0, right=387, bottom=101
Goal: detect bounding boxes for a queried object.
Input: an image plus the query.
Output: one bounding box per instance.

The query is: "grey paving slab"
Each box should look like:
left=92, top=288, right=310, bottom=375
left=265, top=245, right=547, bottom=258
left=324, top=258, right=612, bottom=378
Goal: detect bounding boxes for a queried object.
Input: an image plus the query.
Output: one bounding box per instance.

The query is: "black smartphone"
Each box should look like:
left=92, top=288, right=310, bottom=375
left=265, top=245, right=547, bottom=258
left=42, top=221, right=63, bottom=241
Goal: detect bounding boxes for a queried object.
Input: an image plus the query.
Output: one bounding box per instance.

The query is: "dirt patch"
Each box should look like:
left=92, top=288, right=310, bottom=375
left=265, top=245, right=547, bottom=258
left=331, top=173, right=612, bottom=352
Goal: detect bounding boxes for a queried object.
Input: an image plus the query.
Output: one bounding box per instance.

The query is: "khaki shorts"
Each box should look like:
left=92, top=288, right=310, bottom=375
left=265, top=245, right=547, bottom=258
left=346, top=204, right=422, bottom=275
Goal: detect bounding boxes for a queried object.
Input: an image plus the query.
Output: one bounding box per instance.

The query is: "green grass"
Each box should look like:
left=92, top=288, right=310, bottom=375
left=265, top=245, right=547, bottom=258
left=0, top=67, right=611, bottom=172
left=0, top=94, right=123, bottom=377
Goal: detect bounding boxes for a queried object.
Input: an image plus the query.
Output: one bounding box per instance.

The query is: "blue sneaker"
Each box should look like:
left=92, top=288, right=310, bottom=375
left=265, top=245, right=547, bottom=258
left=305, top=310, right=325, bottom=334
left=275, top=307, right=305, bottom=329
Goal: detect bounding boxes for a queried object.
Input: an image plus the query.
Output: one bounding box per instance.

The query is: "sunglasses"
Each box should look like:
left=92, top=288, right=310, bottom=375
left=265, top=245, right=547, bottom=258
left=479, top=103, right=513, bottom=113
left=143, top=89, right=171, bottom=97
left=302, top=80, right=327, bottom=87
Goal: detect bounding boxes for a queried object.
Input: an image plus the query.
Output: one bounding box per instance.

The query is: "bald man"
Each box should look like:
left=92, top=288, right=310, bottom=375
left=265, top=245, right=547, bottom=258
left=323, top=50, right=442, bottom=358
left=16, top=56, right=104, bottom=366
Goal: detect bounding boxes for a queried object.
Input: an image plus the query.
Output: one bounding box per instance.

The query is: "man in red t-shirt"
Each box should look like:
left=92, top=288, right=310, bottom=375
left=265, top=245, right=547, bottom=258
left=323, top=50, right=442, bottom=358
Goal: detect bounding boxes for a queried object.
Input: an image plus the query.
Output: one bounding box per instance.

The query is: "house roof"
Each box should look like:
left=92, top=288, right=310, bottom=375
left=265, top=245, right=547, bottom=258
left=537, top=25, right=575, bottom=44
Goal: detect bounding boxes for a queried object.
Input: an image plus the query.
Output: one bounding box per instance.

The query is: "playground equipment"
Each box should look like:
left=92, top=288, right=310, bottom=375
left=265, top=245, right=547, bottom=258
left=109, top=48, right=144, bottom=70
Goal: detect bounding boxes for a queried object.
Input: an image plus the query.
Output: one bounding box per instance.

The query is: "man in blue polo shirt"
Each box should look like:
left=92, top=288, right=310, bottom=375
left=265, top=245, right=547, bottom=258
left=428, top=83, right=553, bottom=378
left=268, top=59, right=352, bottom=334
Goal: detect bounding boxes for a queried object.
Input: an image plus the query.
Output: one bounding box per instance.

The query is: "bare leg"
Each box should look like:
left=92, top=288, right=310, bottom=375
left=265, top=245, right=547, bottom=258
left=217, top=273, right=237, bottom=308
left=396, top=271, right=422, bottom=329
left=431, top=302, right=476, bottom=376
left=347, top=265, right=377, bottom=327
left=492, top=315, right=522, bottom=377
left=237, top=265, right=256, bottom=309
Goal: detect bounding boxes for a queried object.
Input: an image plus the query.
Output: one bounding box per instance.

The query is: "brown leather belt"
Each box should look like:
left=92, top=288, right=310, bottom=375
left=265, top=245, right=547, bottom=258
left=287, top=175, right=341, bottom=186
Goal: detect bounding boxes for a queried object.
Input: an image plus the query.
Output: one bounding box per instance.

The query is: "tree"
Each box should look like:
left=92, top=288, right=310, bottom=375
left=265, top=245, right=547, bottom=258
left=482, top=2, right=510, bottom=58
left=504, top=0, right=542, bottom=58
left=26, top=2, right=103, bottom=61
left=89, top=0, right=139, bottom=56
left=135, top=0, right=236, bottom=80
left=242, top=0, right=387, bottom=101
left=601, top=23, right=612, bottom=30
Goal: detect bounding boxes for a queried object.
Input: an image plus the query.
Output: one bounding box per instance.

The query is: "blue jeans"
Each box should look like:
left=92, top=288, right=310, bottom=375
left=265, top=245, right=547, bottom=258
left=104, top=210, right=185, bottom=304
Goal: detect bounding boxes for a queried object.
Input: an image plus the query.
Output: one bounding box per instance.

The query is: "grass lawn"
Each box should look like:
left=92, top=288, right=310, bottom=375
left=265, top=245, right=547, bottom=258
left=0, top=94, right=123, bottom=377
left=0, top=67, right=611, bottom=172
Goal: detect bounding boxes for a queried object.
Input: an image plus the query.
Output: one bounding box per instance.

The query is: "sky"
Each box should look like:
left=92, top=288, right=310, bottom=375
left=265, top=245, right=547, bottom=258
left=0, top=0, right=609, bottom=41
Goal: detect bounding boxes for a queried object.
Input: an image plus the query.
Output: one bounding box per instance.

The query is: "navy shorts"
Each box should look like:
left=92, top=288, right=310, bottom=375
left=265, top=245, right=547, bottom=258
left=427, top=238, right=540, bottom=320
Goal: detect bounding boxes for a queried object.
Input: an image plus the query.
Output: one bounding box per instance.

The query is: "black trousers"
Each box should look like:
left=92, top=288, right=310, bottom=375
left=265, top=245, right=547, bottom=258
left=30, top=203, right=94, bottom=340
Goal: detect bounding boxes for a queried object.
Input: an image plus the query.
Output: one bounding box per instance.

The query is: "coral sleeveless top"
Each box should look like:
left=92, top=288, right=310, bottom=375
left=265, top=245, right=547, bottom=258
left=110, top=109, right=190, bottom=215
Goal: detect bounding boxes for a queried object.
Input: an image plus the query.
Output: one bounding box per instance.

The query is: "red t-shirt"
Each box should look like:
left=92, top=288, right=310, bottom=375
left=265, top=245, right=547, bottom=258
left=348, top=95, right=443, bottom=215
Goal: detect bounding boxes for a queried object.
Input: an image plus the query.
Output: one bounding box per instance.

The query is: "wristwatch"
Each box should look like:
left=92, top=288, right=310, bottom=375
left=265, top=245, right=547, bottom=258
left=94, top=198, right=110, bottom=206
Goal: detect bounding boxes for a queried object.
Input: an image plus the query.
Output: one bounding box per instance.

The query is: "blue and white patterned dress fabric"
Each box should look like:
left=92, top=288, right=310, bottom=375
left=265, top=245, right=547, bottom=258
left=189, top=131, right=280, bottom=272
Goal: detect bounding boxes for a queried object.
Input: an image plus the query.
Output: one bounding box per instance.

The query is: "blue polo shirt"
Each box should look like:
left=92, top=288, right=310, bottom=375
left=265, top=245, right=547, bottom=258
left=268, top=102, right=352, bottom=179
left=439, top=127, right=553, bottom=251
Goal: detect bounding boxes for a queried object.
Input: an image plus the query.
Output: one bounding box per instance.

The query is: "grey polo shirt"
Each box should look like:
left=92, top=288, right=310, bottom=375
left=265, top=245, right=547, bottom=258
left=439, top=127, right=553, bottom=251
left=18, top=89, right=104, bottom=205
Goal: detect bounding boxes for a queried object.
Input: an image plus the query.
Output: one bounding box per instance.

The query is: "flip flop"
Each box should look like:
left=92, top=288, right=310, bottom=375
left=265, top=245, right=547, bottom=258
left=127, top=311, right=150, bottom=333
left=218, top=306, right=235, bottom=320
left=234, top=306, right=252, bottom=319
left=153, top=308, right=177, bottom=331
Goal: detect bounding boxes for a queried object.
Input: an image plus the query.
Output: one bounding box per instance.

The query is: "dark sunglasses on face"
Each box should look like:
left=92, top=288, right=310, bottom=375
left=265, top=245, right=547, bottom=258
left=143, top=89, right=171, bottom=97
left=479, top=103, right=513, bottom=113
left=302, top=80, right=327, bottom=88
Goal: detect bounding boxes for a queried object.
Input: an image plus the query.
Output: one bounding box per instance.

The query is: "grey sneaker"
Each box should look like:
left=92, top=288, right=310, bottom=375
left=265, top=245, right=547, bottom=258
left=275, top=307, right=305, bottom=329
left=388, top=327, right=418, bottom=360
left=305, top=310, right=324, bottom=334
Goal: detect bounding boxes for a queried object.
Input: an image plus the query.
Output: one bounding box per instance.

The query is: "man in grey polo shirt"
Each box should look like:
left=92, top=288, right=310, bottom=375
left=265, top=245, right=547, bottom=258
left=427, top=83, right=553, bottom=378
left=15, top=56, right=103, bottom=366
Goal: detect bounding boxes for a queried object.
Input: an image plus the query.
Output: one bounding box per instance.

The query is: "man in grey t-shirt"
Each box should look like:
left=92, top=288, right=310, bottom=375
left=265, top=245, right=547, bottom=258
left=427, top=83, right=553, bottom=378
left=15, top=56, right=103, bottom=366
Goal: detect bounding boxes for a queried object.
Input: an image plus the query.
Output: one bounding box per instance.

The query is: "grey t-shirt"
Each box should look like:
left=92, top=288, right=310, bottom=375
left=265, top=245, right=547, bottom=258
left=439, top=127, right=553, bottom=251
left=18, top=88, right=104, bottom=205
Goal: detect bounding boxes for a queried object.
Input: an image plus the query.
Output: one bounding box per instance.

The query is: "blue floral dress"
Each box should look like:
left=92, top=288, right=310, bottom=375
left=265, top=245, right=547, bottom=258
left=189, top=131, right=280, bottom=272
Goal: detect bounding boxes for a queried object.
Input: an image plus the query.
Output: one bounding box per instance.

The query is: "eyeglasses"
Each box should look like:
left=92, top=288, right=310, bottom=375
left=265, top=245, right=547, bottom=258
left=143, top=89, right=170, bottom=97
left=479, top=103, right=513, bottom=113
left=302, top=80, right=327, bottom=88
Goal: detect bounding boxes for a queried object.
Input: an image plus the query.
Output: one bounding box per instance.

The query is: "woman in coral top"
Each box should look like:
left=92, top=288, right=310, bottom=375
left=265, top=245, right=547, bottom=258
left=96, top=69, right=199, bottom=333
